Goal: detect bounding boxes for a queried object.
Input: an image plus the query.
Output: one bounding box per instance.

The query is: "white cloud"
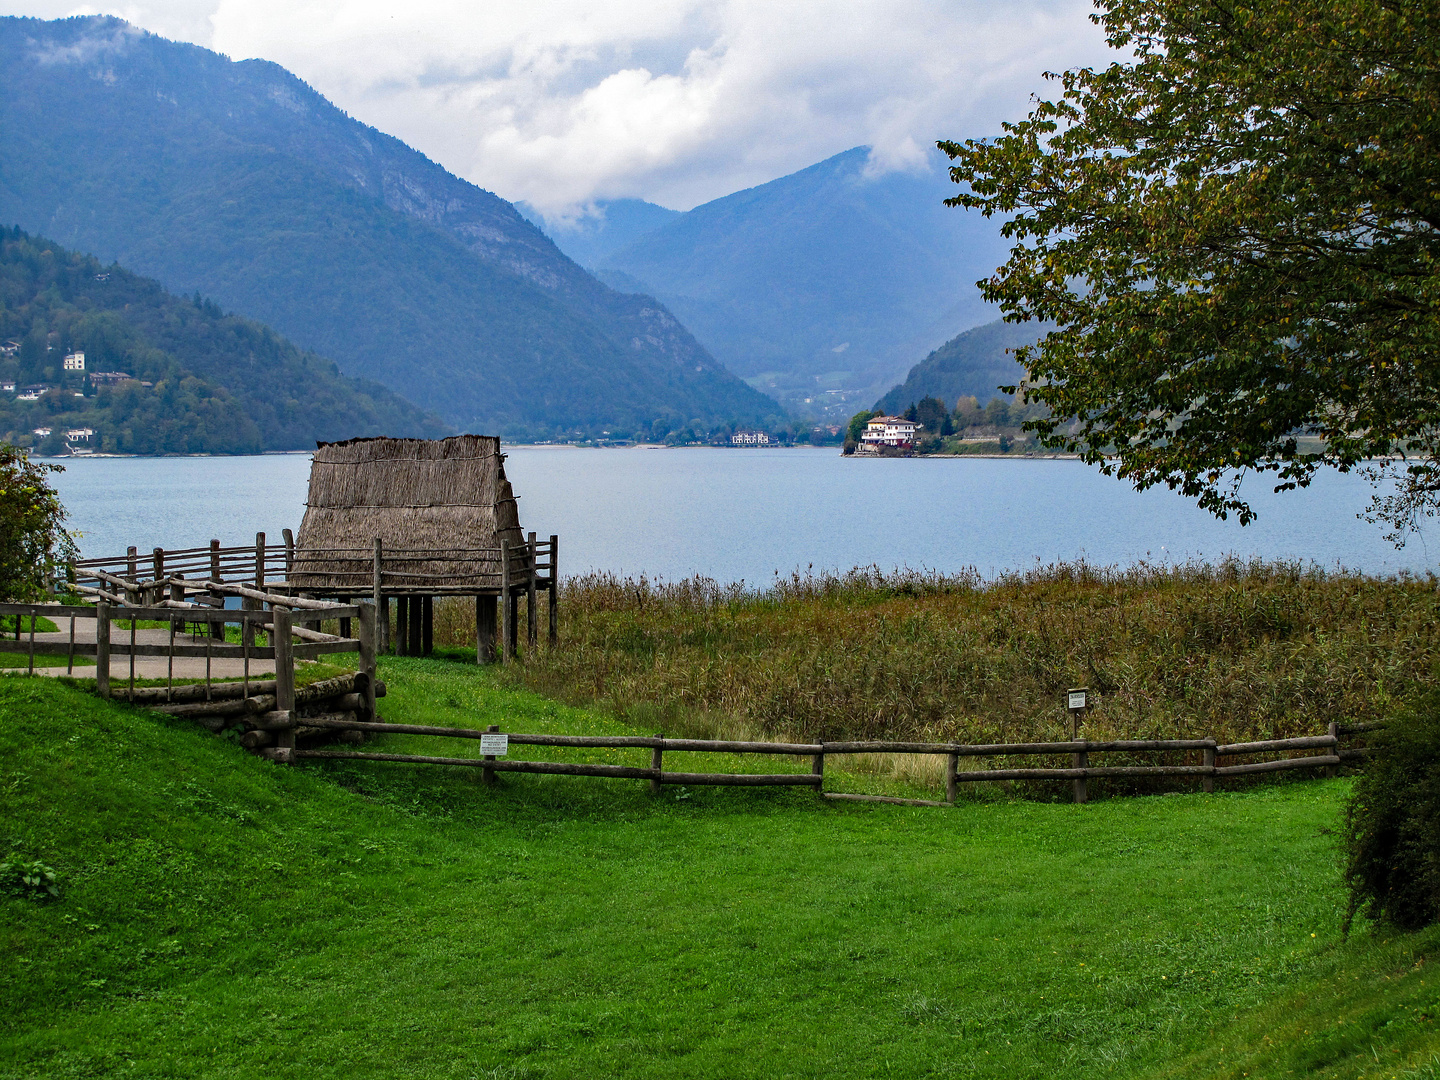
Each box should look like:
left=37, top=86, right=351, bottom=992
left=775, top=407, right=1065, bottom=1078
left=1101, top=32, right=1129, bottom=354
left=2, top=0, right=1111, bottom=211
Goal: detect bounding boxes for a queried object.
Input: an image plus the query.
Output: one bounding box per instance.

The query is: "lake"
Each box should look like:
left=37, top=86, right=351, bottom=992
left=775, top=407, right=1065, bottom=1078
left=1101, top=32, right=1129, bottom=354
left=40, top=447, right=1434, bottom=582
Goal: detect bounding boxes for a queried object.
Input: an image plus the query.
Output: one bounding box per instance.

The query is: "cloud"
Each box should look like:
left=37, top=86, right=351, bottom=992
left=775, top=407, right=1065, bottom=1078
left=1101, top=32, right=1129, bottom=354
left=3, top=0, right=1111, bottom=211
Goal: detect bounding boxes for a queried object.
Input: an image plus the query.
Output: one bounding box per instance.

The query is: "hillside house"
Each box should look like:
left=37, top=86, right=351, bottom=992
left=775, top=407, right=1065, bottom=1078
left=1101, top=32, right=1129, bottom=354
left=732, top=431, right=771, bottom=446
left=1, top=380, right=15, bottom=393
left=66, top=427, right=94, bottom=442
left=63, top=351, right=85, bottom=371
left=88, top=371, right=133, bottom=386
left=16, top=385, right=48, bottom=401
left=32, top=427, right=52, bottom=438
left=0, top=341, right=19, bottom=357
left=861, top=415, right=919, bottom=449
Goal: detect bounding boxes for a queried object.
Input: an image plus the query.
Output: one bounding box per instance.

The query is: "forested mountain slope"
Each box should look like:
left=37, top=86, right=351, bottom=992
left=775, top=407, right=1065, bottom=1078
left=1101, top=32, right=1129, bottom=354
left=530, top=148, right=1012, bottom=418
left=0, top=16, right=780, bottom=440
left=0, top=228, right=444, bottom=454
left=875, top=319, right=1046, bottom=414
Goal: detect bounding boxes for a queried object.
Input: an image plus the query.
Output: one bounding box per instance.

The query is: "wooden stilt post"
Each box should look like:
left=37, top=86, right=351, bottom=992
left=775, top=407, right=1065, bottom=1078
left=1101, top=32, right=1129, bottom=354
left=500, top=540, right=512, bottom=664
left=395, top=596, right=409, bottom=656
left=476, top=595, right=496, bottom=664
left=548, top=534, right=559, bottom=645
left=408, top=595, right=422, bottom=656
left=508, top=590, right=520, bottom=659
left=526, top=532, right=539, bottom=650
left=273, top=606, right=295, bottom=757
left=96, top=601, right=110, bottom=698
left=422, top=595, right=433, bottom=656
left=357, top=601, right=377, bottom=722
left=372, top=538, right=386, bottom=654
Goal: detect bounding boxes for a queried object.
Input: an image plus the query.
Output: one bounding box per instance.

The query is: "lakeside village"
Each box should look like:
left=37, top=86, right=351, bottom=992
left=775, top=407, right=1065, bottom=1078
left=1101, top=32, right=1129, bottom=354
left=1, top=336, right=1044, bottom=457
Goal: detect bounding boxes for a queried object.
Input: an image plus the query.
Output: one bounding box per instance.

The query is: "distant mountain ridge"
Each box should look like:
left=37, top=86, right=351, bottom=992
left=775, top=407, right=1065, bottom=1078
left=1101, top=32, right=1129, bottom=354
left=875, top=319, right=1047, bottom=415
left=0, top=16, right=781, bottom=440
left=0, top=227, right=444, bottom=454
left=527, top=148, right=1014, bottom=418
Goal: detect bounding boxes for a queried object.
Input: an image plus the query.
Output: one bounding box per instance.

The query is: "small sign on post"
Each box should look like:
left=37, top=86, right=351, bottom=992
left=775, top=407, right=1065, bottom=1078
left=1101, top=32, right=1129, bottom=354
left=1067, top=689, right=1088, bottom=712
left=479, top=732, right=509, bottom=756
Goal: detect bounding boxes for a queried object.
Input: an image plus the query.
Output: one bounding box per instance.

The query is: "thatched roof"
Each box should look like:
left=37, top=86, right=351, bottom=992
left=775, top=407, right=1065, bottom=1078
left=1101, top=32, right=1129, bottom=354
left=291, top=435, right=528, bottom=593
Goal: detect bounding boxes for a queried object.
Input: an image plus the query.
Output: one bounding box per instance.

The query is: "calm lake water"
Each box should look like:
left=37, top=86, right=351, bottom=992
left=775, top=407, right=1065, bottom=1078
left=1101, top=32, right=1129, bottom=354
left=41, top=447, right=1435, bottom=582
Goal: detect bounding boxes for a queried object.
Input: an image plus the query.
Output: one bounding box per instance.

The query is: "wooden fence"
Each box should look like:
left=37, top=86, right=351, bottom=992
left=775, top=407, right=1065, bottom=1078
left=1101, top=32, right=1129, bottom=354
left=0, top=590, right=377, bottom=754
left=67, top=530, right=558, bottom=663
left=258, top=717, right=1376, bottom=805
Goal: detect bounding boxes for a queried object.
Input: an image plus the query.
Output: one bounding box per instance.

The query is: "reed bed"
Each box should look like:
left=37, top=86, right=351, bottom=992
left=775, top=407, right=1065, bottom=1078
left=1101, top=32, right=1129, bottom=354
left=435, top=558, right=1439, bottom=753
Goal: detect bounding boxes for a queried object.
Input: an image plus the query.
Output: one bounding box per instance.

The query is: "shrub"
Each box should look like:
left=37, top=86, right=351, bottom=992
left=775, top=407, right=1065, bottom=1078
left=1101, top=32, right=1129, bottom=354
left=0, top=858, right=60, bottom=901
left=1344, top=691, right=1440, bottom=931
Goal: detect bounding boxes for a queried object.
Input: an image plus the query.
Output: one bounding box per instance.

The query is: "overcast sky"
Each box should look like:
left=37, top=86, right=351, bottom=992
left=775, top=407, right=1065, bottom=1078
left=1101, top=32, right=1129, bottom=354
left=4, top=0, right=1112, bottom=214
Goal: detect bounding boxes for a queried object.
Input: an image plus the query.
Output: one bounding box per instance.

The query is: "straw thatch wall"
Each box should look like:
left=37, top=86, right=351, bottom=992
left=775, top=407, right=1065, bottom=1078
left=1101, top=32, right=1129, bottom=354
left=291, top=435, right=529, bottom=592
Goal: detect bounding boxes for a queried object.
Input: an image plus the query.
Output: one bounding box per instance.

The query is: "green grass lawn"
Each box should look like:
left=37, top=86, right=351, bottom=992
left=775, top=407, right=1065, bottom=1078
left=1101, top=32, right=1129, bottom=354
left=1, top=659, right=1437, bottom=1079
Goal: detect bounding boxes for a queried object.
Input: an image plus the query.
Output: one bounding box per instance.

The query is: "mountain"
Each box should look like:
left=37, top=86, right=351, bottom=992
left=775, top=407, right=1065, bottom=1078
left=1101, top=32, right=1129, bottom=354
left=0, top=227, right=445, bottom=454
left=874, top=319, right=1046, bottom=415
left=527, top=148, right=1013, bottom=419
left=0, top=16, right=781, bottom=440
left=518, top=199, right=682, bottom=270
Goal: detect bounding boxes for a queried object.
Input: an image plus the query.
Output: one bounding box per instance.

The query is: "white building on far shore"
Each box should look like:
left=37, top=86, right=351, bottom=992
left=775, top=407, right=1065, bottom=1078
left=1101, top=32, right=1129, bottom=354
left=731, top=430, right=771, bottom=447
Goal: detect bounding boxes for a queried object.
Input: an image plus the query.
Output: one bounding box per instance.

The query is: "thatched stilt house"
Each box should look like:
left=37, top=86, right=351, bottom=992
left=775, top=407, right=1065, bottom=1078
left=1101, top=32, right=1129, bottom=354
left=289, top=435, right=556, bottom=662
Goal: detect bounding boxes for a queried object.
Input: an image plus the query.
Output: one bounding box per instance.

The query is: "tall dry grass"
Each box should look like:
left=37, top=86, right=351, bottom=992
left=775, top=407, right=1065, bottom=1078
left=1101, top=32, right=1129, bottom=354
left=435, top=559, right=1440, bottom=749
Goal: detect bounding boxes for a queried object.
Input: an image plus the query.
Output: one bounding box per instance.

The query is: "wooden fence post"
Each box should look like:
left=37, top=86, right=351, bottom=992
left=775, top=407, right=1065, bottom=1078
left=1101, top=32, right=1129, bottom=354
left=96, top=600, right=110, bottom=698
left=357, top=601, right=377, bottom=722
left=1325, top=722, right=1339, bottom=779
left=548, top=534, right=559, bottom=645
left=1073, top=744, right=1088, bottom=804
left=501, top=540, right=512, bottom=664
left=209, top=539, right=221, bottom=582
left=813, top=744, right=826, bottom=793
left=254, top=532, right=266, bottom=589
left=651, top=737, right=663, bottom=793
left=273, top=606, right=295, bottom=756
left=282, top=528, right=295, bottom=580
left=946, top=752, right=959, bottom=805
left=152, top=547, right=164, bottom=602
left=483, top=723, right=500, bottom=785
left=527, top=532, right=538, bottom=650
left=476, top=595, right=496, bottom=665
left=242, top=596, right=258, bottom=648
left=1203, top=743, right=1216, bottom=793
left=372, top=538, right=386, bottom=655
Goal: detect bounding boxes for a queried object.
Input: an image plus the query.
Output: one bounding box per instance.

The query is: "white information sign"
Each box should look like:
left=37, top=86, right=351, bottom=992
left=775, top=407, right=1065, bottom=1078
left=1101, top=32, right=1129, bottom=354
left=1067, top=690, right=1088, bottom=711
left=480, top=733, right=509, bottom=756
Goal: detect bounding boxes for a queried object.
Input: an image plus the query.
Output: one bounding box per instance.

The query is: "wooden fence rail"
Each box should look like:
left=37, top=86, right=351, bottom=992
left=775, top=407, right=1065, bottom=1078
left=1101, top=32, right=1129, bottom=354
left=254, top=719, right=1369, bottom=806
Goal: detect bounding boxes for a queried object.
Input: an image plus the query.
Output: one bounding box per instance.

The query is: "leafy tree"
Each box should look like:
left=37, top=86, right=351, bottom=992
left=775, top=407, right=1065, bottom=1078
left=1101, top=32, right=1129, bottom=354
left=0, top=444, right=76, bottom=601
left=914, top=396, right=950, bottom=436
left=941, top=0, right=1440, bottom=526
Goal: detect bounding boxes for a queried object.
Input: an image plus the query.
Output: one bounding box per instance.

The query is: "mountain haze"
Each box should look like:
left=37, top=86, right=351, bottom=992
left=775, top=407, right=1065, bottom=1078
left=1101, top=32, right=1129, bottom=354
left=530, top=148, right=1013, bottom=418
left=0, top=16, right=780, bottom=439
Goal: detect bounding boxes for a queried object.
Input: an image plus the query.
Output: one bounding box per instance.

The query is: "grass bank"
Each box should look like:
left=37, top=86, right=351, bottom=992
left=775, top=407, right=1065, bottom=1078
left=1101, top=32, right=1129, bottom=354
left=427, top=561, right=1438, bottom=760
left=2, top=664, right=1439, bottom=1078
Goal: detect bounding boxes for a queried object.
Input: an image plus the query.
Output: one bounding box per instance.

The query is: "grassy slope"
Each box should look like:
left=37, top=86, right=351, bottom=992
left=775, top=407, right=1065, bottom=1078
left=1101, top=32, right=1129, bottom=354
left=1, top=662, right=1437, bottom=1079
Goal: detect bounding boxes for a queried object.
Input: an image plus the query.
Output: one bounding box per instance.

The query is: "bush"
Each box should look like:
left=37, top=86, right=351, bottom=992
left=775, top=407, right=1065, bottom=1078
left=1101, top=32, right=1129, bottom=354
left=0, top=858, right=60, bottom=901
left=1344, top=690, right=1440, bottom=931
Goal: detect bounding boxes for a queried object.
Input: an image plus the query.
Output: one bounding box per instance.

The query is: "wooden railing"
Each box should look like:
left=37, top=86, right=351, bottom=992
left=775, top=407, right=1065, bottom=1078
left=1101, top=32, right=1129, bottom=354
left=260, top=718, right=1375, bottom=804
left=0, top=593, right=376, bottom=756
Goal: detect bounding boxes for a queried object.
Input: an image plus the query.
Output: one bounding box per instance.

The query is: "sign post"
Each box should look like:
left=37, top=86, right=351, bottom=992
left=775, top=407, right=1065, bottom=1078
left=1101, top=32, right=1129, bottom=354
left=1067, top=687, right=1089, bottom=804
